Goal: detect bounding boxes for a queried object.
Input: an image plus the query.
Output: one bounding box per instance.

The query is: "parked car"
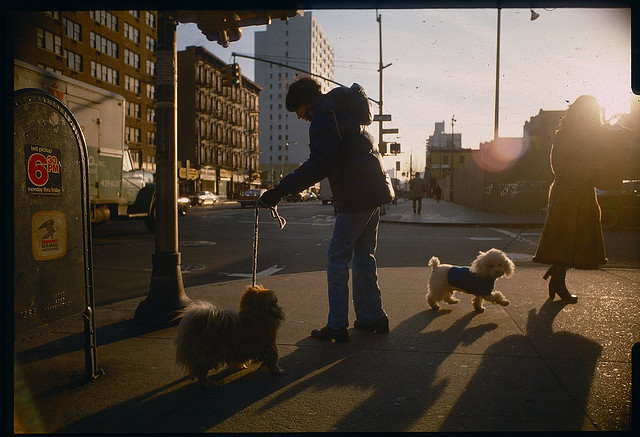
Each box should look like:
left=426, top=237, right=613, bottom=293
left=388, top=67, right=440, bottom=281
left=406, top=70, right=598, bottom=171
left=285, top=192, right=303, bottom=202
left=177, top=196, right=191, bottom=215
left=189, top=191, right=218, bottom=206
left=597, top=180, right=640, bottom=229
left=238, top=189, right=266, bottom=208
left=303, top=191, right=318, bottom=201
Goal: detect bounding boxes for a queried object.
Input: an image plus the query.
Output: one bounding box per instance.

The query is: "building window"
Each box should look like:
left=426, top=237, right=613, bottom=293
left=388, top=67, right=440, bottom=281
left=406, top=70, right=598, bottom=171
left=43, top=11, right=61, bottom=20
left=145, top=11, right=156, bottom=28
left=90, top=61, right=118, bottom=85
left=126, top=101, right=140, bottom=118
left=37, top=28, right=62, bottom=55
left=90, top=10, right=118, bottom=31
left=124, top=75, right=140, bottom=94
left=124, top=49, right=140, bottom=68
left=147, top=131, right=156, bottom=146
left=145, top=59, right=155, bottom=75
left=147, top=108, right=156, bottom=123
left=63, top=17, right=81, bottom=41
left=124, top=22, right=140, bottom=44
left=64, top=50, right=82, bottom=71
left=146, top=84, right=155, bottom=99
left=129, top=10, right=140, bottom=19
left=90, top=32, right=118, bottom=58
left=125, top=126, right=141, bottom=143
left=38, top=63, right=63, bottom=74
left=145, top=35, right=156, bottom=51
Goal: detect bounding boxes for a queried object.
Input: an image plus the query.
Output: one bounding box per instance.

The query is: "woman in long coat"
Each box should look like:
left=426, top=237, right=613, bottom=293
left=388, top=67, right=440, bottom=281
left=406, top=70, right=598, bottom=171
left=533, top=95, right=608, bottom=302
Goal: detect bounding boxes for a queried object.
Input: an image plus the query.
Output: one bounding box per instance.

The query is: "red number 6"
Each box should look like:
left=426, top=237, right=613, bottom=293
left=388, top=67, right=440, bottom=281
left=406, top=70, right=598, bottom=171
left=28, top=153, right=49, bottom=186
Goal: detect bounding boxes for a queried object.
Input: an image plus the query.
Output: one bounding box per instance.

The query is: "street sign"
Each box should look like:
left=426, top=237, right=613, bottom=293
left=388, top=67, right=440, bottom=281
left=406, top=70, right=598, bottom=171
left=179, top=167, right=199, bottom=180
left=382, top=128, right=399, bottom=134
left=373, top=114, right=392, bottom=122
left=199, top=167, right=216, bottom=181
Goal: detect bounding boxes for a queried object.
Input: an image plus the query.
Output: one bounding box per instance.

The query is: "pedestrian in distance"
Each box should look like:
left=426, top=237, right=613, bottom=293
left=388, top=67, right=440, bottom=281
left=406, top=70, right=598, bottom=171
left=533, top=95, right=629, bottom=302
left=258, top=77, right=395, bottom=342
left=434, top=184, right=442, bottom=203
left=409, top=172, right=427, bottom=213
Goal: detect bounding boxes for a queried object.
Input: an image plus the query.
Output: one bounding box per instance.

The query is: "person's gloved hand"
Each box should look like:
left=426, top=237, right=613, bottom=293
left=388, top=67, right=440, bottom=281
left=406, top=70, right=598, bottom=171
left=258, top=188, right=285, bottom=208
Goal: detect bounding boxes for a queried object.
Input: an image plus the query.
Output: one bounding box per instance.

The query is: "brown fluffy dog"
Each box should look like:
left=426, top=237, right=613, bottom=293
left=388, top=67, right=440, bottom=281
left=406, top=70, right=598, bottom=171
left=174, top=285, right=285, bottom=388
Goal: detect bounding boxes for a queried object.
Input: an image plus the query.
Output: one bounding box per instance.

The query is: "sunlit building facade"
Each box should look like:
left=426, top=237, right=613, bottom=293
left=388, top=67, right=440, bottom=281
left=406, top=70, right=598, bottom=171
left=177, top=46, right=262, bottom=199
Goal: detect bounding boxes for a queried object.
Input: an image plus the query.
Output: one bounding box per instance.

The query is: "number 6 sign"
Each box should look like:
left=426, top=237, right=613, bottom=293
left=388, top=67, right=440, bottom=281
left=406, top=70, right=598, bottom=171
left=24, top=144, right=62, bottom=195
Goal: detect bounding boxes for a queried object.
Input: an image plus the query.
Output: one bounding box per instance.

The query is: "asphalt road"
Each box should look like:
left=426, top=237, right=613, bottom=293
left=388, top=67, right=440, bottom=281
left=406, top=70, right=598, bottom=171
left=90, top=202, right=640, bottom=306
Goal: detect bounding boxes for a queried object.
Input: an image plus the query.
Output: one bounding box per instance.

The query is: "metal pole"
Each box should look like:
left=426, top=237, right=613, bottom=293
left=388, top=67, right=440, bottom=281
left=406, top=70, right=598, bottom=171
left=377, top=11, right=384, bottom=154
left=494, top=8, right=501, bottom=142
left=377, top=11, right=389, bottom=214
left=450, top=115, right=454, bottom=202
left=135, top=11, right=190, bottom=327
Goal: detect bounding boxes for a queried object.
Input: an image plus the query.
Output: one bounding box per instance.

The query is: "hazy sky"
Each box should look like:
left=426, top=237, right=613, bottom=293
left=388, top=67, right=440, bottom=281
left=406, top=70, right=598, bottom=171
left=177, top=8, right=632, bottom=171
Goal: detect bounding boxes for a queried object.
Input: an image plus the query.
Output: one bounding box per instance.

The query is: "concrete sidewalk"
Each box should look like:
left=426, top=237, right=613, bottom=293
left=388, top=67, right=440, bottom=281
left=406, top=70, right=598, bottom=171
left=381, top=197, right=547, bottom=227
left=13, top=199, right=639, bottom=433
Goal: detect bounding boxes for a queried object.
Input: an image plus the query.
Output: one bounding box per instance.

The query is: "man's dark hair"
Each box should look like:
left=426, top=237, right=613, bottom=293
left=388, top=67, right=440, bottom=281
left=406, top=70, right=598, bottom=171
left=286, top=77, right=322, bottom=112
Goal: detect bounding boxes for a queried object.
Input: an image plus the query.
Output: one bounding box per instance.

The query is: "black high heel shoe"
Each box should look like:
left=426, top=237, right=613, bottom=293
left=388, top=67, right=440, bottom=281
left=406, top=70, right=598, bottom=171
left=543, top=265, right=578, bottom=303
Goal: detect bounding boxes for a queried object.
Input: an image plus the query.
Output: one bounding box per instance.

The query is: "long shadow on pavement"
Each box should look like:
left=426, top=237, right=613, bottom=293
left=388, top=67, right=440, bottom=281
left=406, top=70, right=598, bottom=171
left=256, top=309, right=498, bottom=432
left=56, top=341, right=351, bottom=433
left=16, top=318, right=162, bottom=366
left=439, top=299, right=603, bottom=431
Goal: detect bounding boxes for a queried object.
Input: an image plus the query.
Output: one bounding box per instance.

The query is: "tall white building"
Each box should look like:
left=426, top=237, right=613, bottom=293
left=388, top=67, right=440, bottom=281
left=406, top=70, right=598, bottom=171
left=254, top=12, right=334, bottom=184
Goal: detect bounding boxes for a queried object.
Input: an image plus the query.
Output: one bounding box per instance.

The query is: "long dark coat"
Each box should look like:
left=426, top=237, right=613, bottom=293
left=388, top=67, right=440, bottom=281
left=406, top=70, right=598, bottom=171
left=533, top=97, right=607, bottom=269
left=409, top=176, right=427, bottom=200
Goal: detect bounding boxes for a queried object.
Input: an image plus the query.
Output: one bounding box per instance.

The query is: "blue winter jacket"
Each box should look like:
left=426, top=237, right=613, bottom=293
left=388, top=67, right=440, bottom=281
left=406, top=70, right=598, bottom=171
left=275, top=84, right=395, bottom=213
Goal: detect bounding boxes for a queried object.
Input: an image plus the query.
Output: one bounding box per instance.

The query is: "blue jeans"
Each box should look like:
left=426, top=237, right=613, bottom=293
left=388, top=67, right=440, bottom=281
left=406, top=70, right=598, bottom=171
left=326, top=207, right=386, bottom=328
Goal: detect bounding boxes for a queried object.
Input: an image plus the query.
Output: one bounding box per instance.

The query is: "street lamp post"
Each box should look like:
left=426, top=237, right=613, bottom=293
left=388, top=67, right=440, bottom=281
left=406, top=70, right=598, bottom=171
left=450, top=114, right=456, bottom=202
left=135, top=12, right=190, bottom=327
left=133, top=10, right=302, bottom=327
left=494, top=8, right=501, bottom=142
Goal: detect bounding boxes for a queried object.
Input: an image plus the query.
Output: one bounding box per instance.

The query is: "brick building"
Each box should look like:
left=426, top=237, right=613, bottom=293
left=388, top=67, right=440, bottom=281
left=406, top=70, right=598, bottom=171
left=177, top=46, right=262, bottom=199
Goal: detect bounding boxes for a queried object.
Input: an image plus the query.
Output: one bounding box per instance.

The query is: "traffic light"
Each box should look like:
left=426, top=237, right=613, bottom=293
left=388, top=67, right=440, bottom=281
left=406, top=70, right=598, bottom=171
left=231, top=63, right=241, bottom=86
left=173, top=10, right=303, bottom=48
left=379, top=141, right=387, bottom=155
left=222, top=63, right=241, bottom=87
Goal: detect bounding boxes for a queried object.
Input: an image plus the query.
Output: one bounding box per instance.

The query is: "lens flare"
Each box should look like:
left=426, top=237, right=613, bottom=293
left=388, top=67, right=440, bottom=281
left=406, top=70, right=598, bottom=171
left=474, top=138, right=526, bottom=172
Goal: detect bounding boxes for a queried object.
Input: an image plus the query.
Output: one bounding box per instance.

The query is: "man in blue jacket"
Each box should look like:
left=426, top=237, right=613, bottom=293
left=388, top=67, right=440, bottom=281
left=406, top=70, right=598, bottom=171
left=259, top=77, right=395, bottom=342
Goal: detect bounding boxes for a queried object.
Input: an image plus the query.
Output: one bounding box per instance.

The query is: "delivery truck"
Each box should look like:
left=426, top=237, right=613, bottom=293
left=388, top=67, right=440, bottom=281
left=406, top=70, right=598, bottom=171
left=14, top=59, right=156, bottom=231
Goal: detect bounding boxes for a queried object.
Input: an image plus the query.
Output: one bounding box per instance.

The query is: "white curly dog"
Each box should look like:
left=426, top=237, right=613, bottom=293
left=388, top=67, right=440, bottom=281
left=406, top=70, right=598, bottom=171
left=426, top=248, right=515, bottom=313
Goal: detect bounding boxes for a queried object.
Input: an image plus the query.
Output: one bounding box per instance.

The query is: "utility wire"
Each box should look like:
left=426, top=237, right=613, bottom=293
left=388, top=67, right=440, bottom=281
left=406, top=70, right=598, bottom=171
left=232, top=52, right=381, bottom=105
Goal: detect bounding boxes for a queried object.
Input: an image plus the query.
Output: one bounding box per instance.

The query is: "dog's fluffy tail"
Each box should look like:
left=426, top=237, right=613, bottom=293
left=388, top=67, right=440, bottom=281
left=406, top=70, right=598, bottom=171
left=174, top=300, right=239, bottom=374
left=428, top=256, right=440, bottom=269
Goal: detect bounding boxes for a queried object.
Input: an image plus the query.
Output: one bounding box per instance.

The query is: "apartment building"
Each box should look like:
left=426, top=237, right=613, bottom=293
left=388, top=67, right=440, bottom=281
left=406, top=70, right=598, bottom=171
left=177, top=46, right=262, bottom=199
left=254, top=12, right=334, bottom=185
left=425, top=121, right=464, bottom=181
left=12, top=10, right=158, bottom=172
